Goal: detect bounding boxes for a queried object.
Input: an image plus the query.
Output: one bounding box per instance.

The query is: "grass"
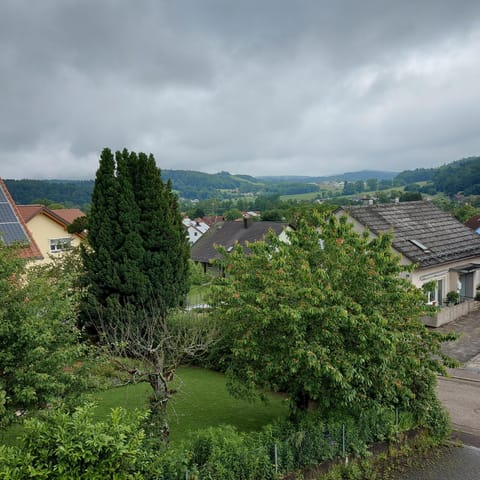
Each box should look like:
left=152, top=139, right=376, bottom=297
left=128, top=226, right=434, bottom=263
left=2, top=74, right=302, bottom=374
left=279, top=191, right=320, bottom=201
left=92, top=366, right=288, bottom=442
left=0, top=367, right=288, bottom=446
left=186, top=284, right=210, bottom=306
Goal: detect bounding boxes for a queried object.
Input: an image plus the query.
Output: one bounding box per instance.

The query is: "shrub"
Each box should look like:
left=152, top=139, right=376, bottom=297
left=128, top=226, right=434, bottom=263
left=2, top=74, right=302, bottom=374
left=446, top=291, right=460, bottom=305
left=187, top=425, right=273, bottom=480
left=0, top=403, right=149, bottom=479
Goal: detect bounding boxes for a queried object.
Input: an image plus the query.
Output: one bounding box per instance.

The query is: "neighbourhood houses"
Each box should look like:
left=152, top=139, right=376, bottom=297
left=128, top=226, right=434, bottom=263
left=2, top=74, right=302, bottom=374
left=17, top=205, right=86, bottom=263
left=182, top=217, right=210, bottom=245
left=465, top=214, right=480, bottom=234
left=0, top=177, right=86, bottom=264
left=191, top=217, right=290, bottom=272
left=0, top=178, right=42, bottom=260
left=336, top=201, right=480, bottom=326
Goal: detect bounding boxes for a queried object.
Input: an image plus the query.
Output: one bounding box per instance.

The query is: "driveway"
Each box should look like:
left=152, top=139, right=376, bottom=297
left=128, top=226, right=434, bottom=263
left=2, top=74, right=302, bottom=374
left=434, top=309, right=480, bottom=446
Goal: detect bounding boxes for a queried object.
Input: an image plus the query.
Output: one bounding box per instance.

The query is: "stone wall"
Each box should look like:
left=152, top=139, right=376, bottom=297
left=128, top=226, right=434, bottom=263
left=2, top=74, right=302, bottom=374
left=423, top=299, right=480, bottom=327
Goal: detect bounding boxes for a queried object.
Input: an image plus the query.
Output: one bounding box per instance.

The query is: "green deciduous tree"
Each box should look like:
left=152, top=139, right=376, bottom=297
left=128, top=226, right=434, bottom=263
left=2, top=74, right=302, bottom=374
left=0, top=245, right=91, bottom=420
left=224, top=208, right=243, bottom=221
left=81, top=148, right=190, bottom=327
left=209, top=212, right=453, bottom=419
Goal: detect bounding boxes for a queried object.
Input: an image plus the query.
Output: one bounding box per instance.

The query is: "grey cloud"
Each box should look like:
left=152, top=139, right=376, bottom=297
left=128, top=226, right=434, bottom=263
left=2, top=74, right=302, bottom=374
left=1, top=1, right=480, bottom=178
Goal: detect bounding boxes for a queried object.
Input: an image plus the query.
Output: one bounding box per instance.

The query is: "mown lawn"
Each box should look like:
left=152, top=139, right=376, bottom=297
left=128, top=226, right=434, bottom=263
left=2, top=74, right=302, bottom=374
left=0, top=367, right=288, bottom=446
left=186, top=284, right=210, bottom=306
left=93, top=366, right=288, bottom=442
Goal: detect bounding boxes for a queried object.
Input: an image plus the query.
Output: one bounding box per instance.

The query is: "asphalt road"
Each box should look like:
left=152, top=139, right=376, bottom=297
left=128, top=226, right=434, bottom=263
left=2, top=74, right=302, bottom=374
left=435, top=308, right=480, bottom=446
left=437, top=376, right=480, bottom=447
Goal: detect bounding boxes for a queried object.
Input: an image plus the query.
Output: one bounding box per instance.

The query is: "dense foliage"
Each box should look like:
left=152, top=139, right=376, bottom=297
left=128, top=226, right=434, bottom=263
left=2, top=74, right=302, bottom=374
left=81, top=148, right=190, bottom=326
left=395, top=156, right=480, bottom=197
left=0, top=404, right=148, bottom=479
left=432, top=156, right=480, bottom=195
left=6, top=156, right=480, bottom=211
left=4, top=179, right=94, bottom=208
left=0, top=245, right=91, bottom=421
left=209, top=212, right=453, bottom=417
left=0, top=399, right=449, bottom=479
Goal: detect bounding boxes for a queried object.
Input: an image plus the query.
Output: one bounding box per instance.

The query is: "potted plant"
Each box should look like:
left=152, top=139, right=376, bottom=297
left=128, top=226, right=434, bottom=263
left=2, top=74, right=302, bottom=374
left=446, top=290, right=460, bottom=306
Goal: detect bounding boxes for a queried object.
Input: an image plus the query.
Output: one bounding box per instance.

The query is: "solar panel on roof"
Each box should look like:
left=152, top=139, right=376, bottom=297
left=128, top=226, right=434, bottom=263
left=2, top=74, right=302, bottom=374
left=0, top=187, right=30, bottom=245
left=0, top=202, right=18, bottom=223
left=0, top=222, right=29, bottom=245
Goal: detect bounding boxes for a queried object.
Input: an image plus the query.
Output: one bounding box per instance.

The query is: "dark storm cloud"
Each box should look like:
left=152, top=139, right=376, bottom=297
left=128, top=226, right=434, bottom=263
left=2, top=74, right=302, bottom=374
left=1, top=0, right=480, bottom=178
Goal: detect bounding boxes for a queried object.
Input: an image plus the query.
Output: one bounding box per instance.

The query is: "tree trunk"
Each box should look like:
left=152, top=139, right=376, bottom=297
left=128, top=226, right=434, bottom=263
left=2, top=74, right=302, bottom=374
left=148, top=373, right=170, bottom=443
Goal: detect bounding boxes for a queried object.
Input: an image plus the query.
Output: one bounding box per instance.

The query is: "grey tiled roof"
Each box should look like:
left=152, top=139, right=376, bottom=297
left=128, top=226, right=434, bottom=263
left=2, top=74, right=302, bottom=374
left=191, top=220, right=287, bottom=263
left=339, top=201, right=480, bottom=268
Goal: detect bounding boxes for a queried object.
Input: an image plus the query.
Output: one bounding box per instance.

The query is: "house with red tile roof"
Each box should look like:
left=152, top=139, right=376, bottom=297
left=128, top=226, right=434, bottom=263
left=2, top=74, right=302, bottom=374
left=17, top=204, right=86, bottom=263
left=0, top=178, right=43, bottom=260
left=465, top=214, right=480, bottom=234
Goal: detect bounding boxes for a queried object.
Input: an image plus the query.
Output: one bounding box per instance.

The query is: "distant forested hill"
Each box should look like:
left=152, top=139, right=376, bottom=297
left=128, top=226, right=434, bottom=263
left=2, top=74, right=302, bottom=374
left=4, top=179, right=94, bottom=207
left=6, top=158, right=476, bottom=207
left=5, top=170, right=320, bottom=204
left=394, top=156, right=480, bottom=195
left=258, top=170, right=397, bottom=183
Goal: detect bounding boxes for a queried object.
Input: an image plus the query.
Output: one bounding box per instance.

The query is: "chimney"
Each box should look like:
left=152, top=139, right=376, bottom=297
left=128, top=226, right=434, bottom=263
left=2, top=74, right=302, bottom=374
left=243, top=216, right=249, bottom=229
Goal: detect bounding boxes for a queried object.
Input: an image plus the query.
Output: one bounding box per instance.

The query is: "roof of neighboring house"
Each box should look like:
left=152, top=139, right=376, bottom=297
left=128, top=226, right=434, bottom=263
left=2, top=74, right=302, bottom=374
left=465, top=215, right=480, bottom=231
left=201, top=215, right=224, bottom=226
left=191, top=219, right=287, bottom=263
left=338, top=201, right=480, bottom=268
left=16, top=204, right=44, bottom=223
left=51, top=208, right=85, bottom=224
left=0, top=178, right=43, bottom=259
left=182, top=217, right=210, bottom=234
left=18, top=205, right=86, bottom=238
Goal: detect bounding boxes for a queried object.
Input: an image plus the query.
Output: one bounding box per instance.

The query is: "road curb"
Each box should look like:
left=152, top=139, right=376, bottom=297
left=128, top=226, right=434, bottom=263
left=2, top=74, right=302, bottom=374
left=439, top=374, right=480, bottom=384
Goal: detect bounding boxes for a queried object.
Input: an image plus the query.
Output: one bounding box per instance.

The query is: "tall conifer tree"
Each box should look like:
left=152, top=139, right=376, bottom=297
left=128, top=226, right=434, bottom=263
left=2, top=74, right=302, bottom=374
left=81, top=148, right=189, bottom=327
left=128, top=153, right=190, bottom=316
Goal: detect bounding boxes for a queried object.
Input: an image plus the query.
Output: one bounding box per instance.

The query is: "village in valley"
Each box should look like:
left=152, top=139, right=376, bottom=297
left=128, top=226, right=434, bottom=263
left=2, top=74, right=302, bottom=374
left=2, top=155, right=480, bottom=478
left=2, top=2, right=480, bottom=478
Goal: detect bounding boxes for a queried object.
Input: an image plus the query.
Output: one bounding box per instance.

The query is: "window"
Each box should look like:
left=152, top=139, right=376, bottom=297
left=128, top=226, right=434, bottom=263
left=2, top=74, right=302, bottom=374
left=49, top=237, right=72, bottom=253
left=423, top=279, right=444, bottom=306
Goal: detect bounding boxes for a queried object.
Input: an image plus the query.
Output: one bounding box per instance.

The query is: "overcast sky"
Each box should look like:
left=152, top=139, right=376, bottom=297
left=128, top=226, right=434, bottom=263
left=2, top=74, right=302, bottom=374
left=1, top=1, right=480, bottom=179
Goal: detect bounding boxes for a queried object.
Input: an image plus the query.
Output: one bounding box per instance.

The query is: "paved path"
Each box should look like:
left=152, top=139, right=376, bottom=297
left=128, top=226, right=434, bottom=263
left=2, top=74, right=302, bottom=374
left=437, top=376, right=480, bottom=445
left=434, top=309, right=480, bottom=445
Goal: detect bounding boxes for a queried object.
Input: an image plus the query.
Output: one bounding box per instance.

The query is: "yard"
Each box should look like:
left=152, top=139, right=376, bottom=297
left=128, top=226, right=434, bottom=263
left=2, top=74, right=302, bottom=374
left=0, top=366, right=288, bottom=446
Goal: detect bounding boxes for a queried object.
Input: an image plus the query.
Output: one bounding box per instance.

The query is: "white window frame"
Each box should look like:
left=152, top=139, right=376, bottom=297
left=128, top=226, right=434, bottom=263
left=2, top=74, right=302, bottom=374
left=49, top=237, right=72, bottom=253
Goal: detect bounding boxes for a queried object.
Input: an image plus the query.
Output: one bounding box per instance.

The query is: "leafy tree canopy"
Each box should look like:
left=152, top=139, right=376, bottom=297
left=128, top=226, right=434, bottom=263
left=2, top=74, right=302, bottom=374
left=0, top=246, right=92, bottom=420
left=209, top=212, right=453, bottom=418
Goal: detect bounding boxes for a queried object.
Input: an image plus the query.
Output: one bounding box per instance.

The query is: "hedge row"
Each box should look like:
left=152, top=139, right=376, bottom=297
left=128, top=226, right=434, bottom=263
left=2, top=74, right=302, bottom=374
left=0, top=399, right=449, bottom=479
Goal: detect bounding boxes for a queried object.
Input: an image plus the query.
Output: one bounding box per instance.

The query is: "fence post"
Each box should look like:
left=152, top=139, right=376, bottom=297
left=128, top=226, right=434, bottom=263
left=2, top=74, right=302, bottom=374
left=342, top=423, right=346, bottom=457
left=274, top=443, right=278, bottom=474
